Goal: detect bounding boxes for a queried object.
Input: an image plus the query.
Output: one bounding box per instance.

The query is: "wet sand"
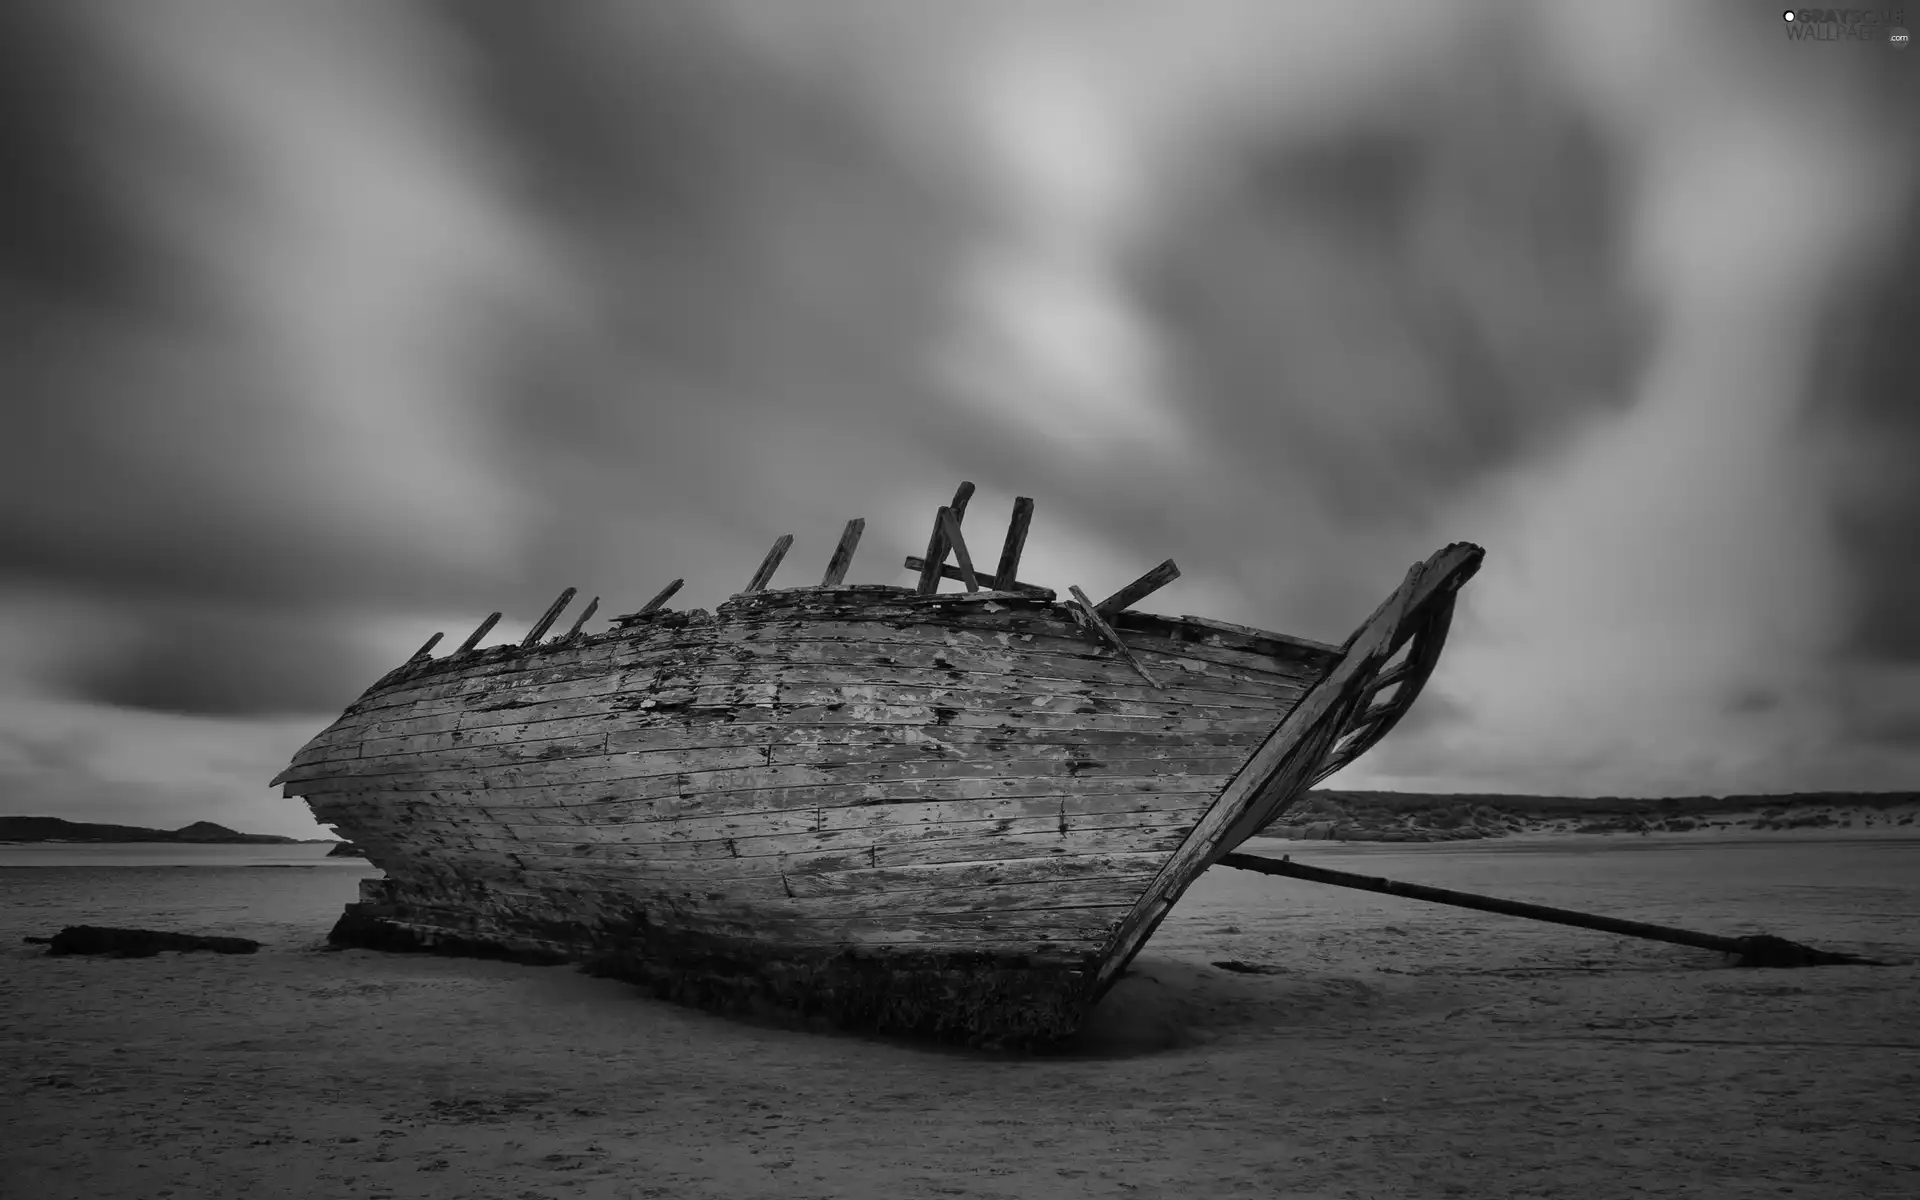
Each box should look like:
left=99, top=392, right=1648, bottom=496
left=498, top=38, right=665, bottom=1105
left=3, top=835, right=1916, bottom=1200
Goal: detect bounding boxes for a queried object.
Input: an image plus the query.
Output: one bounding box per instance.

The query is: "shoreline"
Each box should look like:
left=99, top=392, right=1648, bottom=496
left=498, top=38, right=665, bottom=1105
left=4, top=837, right=1913, bottom=1200
left=1260, top=799, right=1920, bottom=844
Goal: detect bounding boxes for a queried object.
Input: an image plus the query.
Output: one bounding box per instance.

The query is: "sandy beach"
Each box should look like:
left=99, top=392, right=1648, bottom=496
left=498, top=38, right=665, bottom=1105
left=4, top=833, right=1916, bottom=1200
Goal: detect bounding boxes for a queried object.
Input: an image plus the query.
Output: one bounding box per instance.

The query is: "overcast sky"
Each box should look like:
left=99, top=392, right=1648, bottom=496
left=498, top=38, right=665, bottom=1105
left=2, top=1, right=1914, bottom=837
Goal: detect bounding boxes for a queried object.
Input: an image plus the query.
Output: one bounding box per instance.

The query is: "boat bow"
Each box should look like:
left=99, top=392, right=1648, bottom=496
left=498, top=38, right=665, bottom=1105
left=1087, top=541, right=1485, bottom=998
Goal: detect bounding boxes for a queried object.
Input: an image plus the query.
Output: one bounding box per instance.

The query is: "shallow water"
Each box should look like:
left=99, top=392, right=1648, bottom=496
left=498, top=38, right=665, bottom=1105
left=0, top=843, right=377, bottom=945
left=4, top=834, right=1913, bottom=962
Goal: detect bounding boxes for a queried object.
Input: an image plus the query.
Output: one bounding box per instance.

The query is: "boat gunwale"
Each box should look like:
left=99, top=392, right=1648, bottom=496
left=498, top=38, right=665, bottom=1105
left=359, top=583, right=1343, bottom=701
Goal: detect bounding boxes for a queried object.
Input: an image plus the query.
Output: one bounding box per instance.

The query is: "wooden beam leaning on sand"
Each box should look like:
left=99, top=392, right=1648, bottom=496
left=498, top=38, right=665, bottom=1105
left=453, top=612, right=502, bottom=656
left=746, top=535, right=794, bottom=593
left=821, top=519, right=865, bottom=586
left=1095, top=559, right=1180, bottom=618
left=1218, top=852, right=1886, bottom=968
left=1067, top=585, right=1159, bottom=687
left=521, top=587, right=577, bottom=648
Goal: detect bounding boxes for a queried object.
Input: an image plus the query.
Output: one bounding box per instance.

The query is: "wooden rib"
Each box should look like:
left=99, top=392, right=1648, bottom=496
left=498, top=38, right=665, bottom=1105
left=914, top=512, right=948, bottom=595
left=1067, top=586, right=1159, bottom=687
left=995, top=496, right=1034, bottom=587
left=745, top=536, right=794, bottom=593
left=640, top=579, right=684, bottom=614
left=915, top=483, right=976, bottom=595
left=521, top=588, right=578, bottom=648
left=407, top=632, right=445, bottom=662
left=562, top=597, right=601, bottom=641
left=948, top=480, right=976, bottom=522
left=1095, top=559, right=1180, bottom=618
left=902, top=558, right=1053, bottom=599
left=454, top=612, right=502, bottom=656
left=820, top=519, right=866, bottom=587
left=937, top=508, right=980, bottom=592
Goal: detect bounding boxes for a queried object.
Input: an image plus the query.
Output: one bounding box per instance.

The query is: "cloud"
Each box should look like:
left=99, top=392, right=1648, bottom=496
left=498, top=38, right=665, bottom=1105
left=1, top=1, right=1915, bottom=836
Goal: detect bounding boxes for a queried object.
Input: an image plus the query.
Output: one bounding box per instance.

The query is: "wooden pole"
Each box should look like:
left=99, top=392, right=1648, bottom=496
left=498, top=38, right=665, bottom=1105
left=821, top=519, right=865, bottom=586
left=1218, top=852, right=1883, bottom=968
left=948, top=480, right=976, bottom=522
left=454, top=612, right=502, bottom=655
left=521, top=587, right=577, bottom=648
left=639, top=579, right=683, bottom=614
left=914, top=511, right=948, bottom=595
left=563, top=596, right=600, bottom=640
left=936, top=508, right=980, bottom=592
left=1095, top=559, right=1181, bottom=618
left=406, top=631, right=444, bottom=662
left=745, top=536, right=794, bottom=593
left=994, top=496, right=1034, bottom=587
left=916, top=483, right=977, bottom=595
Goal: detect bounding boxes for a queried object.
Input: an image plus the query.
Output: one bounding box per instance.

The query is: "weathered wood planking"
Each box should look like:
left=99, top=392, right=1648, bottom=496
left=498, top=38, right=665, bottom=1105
left=281, top=537, right=1489, bottom=1047
left=349, top=622, right=1321, bottom=717
left=298, top=632, right=1319, bottom=762
left=345, top=601, right=1332, bottom=711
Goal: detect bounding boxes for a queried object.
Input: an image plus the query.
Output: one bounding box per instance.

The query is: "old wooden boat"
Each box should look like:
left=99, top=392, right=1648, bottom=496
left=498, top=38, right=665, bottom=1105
left=275, top=484, right=1483, bottom=1046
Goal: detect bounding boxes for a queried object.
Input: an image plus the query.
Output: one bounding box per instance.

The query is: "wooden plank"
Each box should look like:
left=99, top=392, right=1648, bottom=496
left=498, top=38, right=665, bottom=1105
left=453, top=612, right=502, bottom=655
left=292, top=744, right=1247, bottom=797
left=562, top=597, right=601, bottom=641
left=1095, top=559, right=1180, bottom=617
left=745, top=535, right=794, bottom=593
left=936, top=507, right=980, bottom=592
left=994, top=496, right=1035, bottom=587
left=407, top=632, right=445, bottom=662
left=521, top=587, right=578, bottom=648
left=1067, top=586, right=1159, bottom=687
left=820, top=518, right=865, bottom=586
left=340, top=696, right=1279, bottom=763
left=313, top=773, right=1230, bottom=830
left=469, top=818, right=1194, bottom=871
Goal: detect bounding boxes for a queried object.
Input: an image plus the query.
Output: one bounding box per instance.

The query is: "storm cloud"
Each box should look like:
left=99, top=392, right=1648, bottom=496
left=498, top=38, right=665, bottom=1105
left=1, top=0, right=1914, bottom=834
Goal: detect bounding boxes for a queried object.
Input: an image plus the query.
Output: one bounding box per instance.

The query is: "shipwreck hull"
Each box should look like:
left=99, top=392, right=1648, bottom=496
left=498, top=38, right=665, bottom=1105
left=277, top=497, right=1482, bottom=1045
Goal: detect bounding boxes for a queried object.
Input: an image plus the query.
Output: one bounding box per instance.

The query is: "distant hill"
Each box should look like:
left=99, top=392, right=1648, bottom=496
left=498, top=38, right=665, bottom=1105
left=0, top=816, right=323, bottom=845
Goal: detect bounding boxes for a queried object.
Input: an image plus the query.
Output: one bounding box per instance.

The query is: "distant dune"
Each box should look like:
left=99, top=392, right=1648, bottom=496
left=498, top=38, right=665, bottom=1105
left=0, top=817, right=324, bottom=845
left=1266, top=789, right=1920, bottom=842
